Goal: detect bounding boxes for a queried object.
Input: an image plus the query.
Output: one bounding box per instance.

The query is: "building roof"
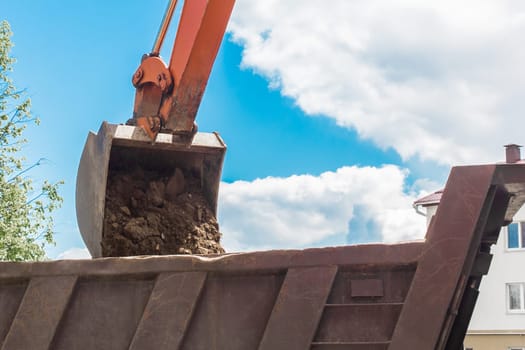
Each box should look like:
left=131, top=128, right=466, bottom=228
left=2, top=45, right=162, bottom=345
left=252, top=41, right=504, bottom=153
left=413, top=189, right=444, bottom=207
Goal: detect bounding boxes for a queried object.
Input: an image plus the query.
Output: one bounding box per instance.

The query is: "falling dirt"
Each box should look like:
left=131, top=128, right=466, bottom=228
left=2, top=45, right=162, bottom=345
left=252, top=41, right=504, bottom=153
left=102, top=165, right=225, bottom=257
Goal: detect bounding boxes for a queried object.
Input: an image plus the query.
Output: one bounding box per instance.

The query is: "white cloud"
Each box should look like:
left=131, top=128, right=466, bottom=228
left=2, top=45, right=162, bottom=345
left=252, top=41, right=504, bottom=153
left=218, top=165, right=427, bottom=251
left=229, top=0, right=525, bottom=165
left=56, top=247, right=91, bottom=260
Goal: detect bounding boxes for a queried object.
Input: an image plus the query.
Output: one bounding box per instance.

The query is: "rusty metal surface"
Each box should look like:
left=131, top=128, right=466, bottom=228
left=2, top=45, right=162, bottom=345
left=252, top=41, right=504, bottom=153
left=51, top=277, right=154, bottom=350
left=1, top=276, right=77, bottom=350
left=390, top=165, right=498, bottom=350
left=0, top=243, right=424, bottom=279
left=129, top=272, right=206, bottom=350
left=258, top=266, right=338, bottom=350
left=76, top=122, right=117, bottom=258
left=76, top=122, right=226, bottom=258
left=5, top=162, right=525, bottom=349
left=183, top=272, right=284, bottom=349
left=390, top=164, right=525, bottom=350
left=315, top=303, right=403, bottom=343
left=0, top=281, right=26, bottom=345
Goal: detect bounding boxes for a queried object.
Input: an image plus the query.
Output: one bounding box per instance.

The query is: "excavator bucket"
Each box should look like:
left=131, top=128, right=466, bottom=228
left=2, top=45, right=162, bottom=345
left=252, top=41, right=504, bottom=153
left=76, top=122, right=226, bottom=258
left=76, top=0, right=234, bottom=258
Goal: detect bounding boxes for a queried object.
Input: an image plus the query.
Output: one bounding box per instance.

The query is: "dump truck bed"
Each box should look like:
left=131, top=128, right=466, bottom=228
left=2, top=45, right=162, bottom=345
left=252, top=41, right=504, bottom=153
left=2, top=162, right=525, bottom=350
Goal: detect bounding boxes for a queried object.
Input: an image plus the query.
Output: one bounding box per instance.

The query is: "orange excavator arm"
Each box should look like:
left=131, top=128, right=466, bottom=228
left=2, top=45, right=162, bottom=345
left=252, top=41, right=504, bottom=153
left=130, top=0, right=235, bottom=141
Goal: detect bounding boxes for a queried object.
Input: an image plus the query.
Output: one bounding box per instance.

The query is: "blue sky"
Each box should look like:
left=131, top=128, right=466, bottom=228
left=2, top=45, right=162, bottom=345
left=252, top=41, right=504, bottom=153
left=4, top=0, right=522, bottom=258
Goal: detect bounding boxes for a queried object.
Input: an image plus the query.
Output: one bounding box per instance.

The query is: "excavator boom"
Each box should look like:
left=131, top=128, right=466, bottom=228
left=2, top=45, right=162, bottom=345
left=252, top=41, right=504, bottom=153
left=132, top=0, right=235, bottom=141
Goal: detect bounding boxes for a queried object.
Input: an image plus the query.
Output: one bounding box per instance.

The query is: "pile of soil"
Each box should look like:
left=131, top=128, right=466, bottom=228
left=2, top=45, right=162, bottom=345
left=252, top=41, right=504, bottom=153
left=102, top=166, right=225, bottom=257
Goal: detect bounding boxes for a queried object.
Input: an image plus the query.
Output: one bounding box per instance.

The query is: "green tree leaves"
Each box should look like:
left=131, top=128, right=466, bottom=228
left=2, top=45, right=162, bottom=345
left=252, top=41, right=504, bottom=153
left=0, top=20, right=63, bottom=261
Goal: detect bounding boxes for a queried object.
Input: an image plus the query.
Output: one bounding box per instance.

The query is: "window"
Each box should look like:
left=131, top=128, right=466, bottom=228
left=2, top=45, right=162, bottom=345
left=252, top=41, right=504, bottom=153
left=507, top=283, right=525, bottom=312
left=507, top=222, right=525, bottom=249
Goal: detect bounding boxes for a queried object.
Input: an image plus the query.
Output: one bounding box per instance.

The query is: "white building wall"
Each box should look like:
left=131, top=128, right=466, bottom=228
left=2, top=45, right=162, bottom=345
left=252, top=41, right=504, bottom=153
left=468, top=206, right=525, bottom=331
left=425, top=205, right=438, bottom=227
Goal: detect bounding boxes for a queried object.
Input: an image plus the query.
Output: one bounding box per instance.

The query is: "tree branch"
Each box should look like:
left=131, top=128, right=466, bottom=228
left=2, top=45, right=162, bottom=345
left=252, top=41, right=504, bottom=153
left=7, top=158, right=44, bottom=183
